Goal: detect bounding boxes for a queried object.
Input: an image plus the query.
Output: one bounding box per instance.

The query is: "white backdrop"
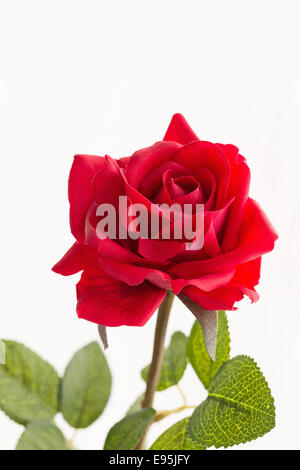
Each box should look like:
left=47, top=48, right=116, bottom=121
left=1, top=0, right=299, bottom=450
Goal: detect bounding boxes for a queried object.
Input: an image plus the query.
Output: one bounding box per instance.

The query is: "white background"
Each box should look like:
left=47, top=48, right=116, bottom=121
left=0, top=0, right=299, bottom=450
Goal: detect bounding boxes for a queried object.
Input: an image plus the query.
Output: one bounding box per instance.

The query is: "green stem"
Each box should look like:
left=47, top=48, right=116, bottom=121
left=136, top=291, right=174, bottom=450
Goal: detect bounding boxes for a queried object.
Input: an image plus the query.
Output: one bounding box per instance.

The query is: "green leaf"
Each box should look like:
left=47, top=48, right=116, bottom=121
left=126, top=394, right=144, bottom=416
left=187, top=311, right=230, bottom=389
left=16, top=421, right=70, bottom=450
left=150, top=418, right=201, bottom=450
left=186, top=355, right=276, bottom=449
left=142, top=332, right=187, bottom=391
left=0, top=340, right=5, bottom=364
left=0, top=340, right=60, bottom=425
left=104, top=408, right=156, bottom=450
left=61, top=341, right=112, bottom=428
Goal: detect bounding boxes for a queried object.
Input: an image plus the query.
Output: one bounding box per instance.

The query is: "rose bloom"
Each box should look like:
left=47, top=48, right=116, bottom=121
left=53, top=114, right=277, bottom=328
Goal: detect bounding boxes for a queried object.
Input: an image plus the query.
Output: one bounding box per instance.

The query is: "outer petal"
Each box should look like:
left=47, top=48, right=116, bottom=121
left=180, top=258, right=262, bottom=310
left=69, top=154, right=106, bottom=242
left=118, top=156, right=130, bottom=169
left=181, top=284, right=244, bottom=311
left=218, top=144, right=251, bottom=251
left=176, top=269, right=235, bottom=293
left=76, top=272, right=166, bottom=326
left=98, top=254, right=235, bottom=295
left=93, top=156, right=124, bottom=206
left=52, top=242, right=99, bottom=276
left=163, top=114, right=199, bottom=145
left=169, top=198, right=278, bottom=278
left=98, top=256, right=173, bottom=290
left=232, top=257, right=262, bottom=289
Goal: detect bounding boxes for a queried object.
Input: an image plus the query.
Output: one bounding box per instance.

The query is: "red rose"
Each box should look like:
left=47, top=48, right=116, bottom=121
left=53, top=114, right=277, bottom=327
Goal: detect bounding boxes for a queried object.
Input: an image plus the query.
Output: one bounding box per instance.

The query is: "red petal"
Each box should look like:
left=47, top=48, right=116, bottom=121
left=117, top=156, right=130, bottom=169
left=178, top=269, right=235, bottom=293
left=232, top=257, right=262, bottom=289
left=169, top=198, right=278, bottom=279
left=202, top=220, right=221, bottom=257
left=126, top=141, right=181, bottom=189
left=89, top=237, right=142, bottom=264
left=172, top=141, right=231, bottom=208
left=140, top=161, right=188, bottom=199
left=98, top=253, right=235, bottom=295
left=218, top=144, right=251, bottom=252
left=69, top=154, right=105, bottom=242
left=163, top=114, right=199, bottom=145
left=138, top=238, right=185, bottom=262
left=93, top=156, right=124, bottom=206
left=52, top=242, right=99, bottom=276
left=98, top=256, right=173, bottom=289
left=76, top=273, right=166, bottom=326
left=181, top=284, right=244, bottom=310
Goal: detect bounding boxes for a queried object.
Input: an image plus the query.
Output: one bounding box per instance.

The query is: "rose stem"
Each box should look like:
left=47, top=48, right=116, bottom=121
left=136, top=291, right=175, bottom=450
